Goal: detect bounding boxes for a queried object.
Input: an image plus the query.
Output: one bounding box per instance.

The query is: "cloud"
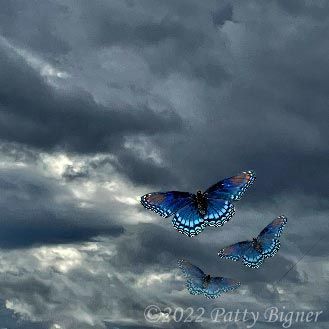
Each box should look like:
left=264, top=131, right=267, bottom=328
left=0, top=0, right=70, bottom=57
left=62, top=164, right=90, bottom=182
left=0, top=166, right=124, bottom=248
left=212, top=3, right=233, bottom=27
left=0, top=42, right=182, bottom=155
left=0, top=0, right=327, bottom=328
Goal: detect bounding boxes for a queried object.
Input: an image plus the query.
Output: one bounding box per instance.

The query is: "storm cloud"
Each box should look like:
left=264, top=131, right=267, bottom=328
left=0, top=0, right=327, bottom=328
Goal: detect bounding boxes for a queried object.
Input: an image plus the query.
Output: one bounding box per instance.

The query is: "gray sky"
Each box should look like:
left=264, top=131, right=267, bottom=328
left=0, top=0, right=328, bottom=328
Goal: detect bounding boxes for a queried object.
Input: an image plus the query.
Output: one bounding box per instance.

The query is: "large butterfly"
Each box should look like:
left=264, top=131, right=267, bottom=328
left=140, top=170, right=256, bottom=237
left=218, top=215, right=287, bottom=268
left=178, top=260, right=240, bottom=299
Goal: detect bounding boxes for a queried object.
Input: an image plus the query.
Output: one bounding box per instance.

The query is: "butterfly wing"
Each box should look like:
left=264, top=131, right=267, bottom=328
left=178, top=260, right=240, bottom=299
left=205, top=170, right=256, bottom=201
left=242, top=247, right=264, bottom=268
left=178, top=260, right=205, bottom=296
left=218, top=216, right=287, bottom=268
left=218, top=277, right=241, bottom=293
left=259, top=215, right=287, bottom=239
left=203, top=277, right=241, bottom=299
left=218, top=240, right=263, bottom=268
left=172, top=202, right=206, bottom=237
left=204, top=198, right=235, bottom=227
left=258, top=215, right=287, bottom=259
left=218, top=241, right=252, bottom=261
left=259, top=238, right=281, bottom=259
left=140, top=191, right=193, bottom=218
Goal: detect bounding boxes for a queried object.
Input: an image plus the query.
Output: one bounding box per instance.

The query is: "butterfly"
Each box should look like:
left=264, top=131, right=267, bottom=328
left=178, top=259, right=240, bottom=299
left=140, top=170, right=256, bottom=237
left=218, top=215, right=288, bottom=268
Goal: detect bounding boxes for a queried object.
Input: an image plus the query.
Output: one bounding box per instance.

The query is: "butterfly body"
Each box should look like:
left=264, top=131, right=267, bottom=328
left=141, top=170, right=256, bottom=237
left=252, top=238, right=263, bottom=253
left=178, top=260, right=240, bottom=299
left=218, top=215, right=287, bottom=268
left=203, top=274, right=211, bottom=289
left=195, top=191, right=207, bottom=216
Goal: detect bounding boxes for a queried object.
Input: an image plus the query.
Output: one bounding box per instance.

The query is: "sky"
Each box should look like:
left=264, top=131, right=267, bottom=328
left=0, top=0, right=328, bottom=328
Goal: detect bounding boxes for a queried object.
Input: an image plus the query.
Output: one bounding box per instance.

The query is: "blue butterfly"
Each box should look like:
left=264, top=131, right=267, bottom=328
left=218, top=215, right=288, bottom=268
left=140, top=170, right=256, bottom=237
left=178, top=260, right=240, bottom=299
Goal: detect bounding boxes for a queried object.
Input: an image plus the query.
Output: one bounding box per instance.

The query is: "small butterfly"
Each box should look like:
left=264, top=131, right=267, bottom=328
left=178, top=259, right=240, bottom=299
left=218, top=215, right=288, bottom=268
left=140, top=170, right=256, bottom=237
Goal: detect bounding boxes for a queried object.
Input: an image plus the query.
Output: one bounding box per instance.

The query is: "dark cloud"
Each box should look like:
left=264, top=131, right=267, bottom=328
left=0, top=44, right=182, bottom=155
left=113, top=152, right=179, bottom=188
left=0, top=0, right=327, bottom=328
left=0, top=167, right=124, bottom=248
left=95, top=14, right=205, bottom=50
left=212, top=3, right=233, bottom=26
left=0, top=0, right=70, bottom=57
left=110, top=223, right=211, bottom=272
left=76, top=0, right=229, bottom=84
left=275, top=0, right=329, bottom=19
